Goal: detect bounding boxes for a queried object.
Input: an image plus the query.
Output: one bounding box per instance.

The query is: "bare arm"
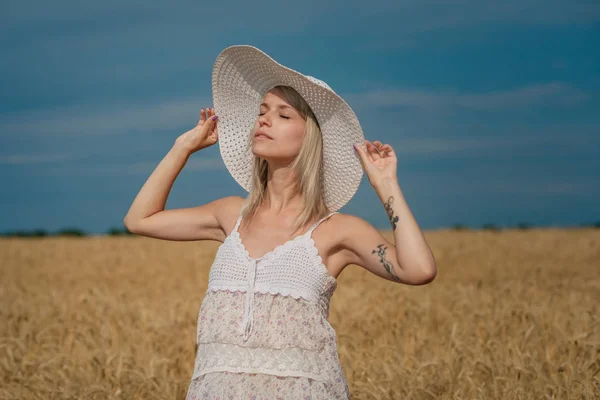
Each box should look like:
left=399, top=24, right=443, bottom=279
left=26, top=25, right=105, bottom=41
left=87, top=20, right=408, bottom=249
left=347, top=139, right=437, bottom=285
left=372, top=180, right=436, bottom=284
left=123, top=145, right=191, bottom=229
left=123, top=107, right=236, bottom=241
left=124, top=193, right=243, bottom=242
left=340, top=182, right=437, bottom=285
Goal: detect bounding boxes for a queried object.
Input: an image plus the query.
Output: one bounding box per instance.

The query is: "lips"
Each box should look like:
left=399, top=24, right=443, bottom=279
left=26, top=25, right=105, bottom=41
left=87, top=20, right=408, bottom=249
left=254, top=131, right=273, bottom=139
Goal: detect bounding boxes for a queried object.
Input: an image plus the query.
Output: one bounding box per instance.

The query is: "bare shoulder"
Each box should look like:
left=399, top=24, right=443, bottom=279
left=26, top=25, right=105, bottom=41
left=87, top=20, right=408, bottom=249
left=332, top=212, right=394, bottom=251
left=328, top=212, right=370, bottom=242
left=308, top=212, right=380, bottom=277
left=213, top=195, right=246, bottom=240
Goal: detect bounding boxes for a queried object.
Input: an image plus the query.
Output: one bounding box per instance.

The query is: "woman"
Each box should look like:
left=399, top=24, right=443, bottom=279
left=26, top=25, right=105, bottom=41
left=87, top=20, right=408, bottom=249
left=124, top=45, right=437, bottom=399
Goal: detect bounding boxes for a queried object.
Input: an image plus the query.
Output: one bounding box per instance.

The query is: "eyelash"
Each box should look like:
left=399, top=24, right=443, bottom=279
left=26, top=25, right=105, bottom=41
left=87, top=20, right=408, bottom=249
left=259, top=113, right=289, bottom=119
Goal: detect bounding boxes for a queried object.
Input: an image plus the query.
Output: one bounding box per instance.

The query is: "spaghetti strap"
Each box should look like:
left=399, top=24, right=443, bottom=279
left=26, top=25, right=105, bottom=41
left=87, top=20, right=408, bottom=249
left=232, top=210, right=243, bottom=233
left=305, top=211, right=338, bottom=238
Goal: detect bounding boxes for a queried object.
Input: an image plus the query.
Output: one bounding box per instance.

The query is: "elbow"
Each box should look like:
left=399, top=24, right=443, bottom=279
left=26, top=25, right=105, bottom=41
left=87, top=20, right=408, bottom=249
left=418, top=252, right=437, bottom=284
left=423, top=265, right=437, bottom=284
left=123, top=217, right=137, bottom=233
left=424, top=263, right=437, bottom=284
left=412, top=263, right=437, bottom=285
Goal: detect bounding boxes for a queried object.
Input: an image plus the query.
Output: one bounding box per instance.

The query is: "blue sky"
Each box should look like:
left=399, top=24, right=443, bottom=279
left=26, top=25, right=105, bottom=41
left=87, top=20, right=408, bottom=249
left=1, top=0, right=599, bottom=235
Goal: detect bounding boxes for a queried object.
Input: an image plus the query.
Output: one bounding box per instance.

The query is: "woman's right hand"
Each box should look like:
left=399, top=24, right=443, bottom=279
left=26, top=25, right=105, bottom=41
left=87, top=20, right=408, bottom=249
left=174, top=107, right=219, bottom=155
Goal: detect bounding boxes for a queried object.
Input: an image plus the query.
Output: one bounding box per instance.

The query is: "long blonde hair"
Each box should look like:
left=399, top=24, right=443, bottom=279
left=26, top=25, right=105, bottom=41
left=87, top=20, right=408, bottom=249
left=239, top=85, right=330, bottom=236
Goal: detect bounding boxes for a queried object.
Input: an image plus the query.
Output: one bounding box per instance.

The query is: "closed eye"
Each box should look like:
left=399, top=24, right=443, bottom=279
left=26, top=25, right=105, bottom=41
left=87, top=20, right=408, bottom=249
left=258, top=113, right=289, bottom=119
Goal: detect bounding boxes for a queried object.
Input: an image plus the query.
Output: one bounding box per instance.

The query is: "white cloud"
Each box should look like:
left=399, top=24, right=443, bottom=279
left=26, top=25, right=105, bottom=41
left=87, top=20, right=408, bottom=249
left=4, top=0, right=597, bottom=38
left=0, top=95, right=213, bottom=138
left=405, top=170, right=600, bottom=196
left=330, top=0, right=600, bottom=37
left=487, top=181, right=600, bottom=195
left=0, top=153, right=77, bottom=164
left=392, top=137, right=506, bottom=155
left=2, top=0, right=597, bottom=73
left=114, top=157, right=226, bottom=174
left=1, top=81, right=590, bottom=143
left=185, top=157, right=226, bottom=171
left=15, top=157, right=226, bottom=177
left=344, top=82, right=590, bottom=111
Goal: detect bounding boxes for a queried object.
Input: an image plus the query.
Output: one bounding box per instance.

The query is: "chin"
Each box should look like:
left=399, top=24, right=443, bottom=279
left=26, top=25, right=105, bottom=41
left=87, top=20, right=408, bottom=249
left=251, top=147, right=269, bottom=158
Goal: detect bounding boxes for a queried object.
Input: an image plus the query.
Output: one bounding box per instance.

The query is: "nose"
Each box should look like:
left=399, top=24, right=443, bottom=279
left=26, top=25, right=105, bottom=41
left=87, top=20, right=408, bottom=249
left=258, top=111, right=272, bottom=126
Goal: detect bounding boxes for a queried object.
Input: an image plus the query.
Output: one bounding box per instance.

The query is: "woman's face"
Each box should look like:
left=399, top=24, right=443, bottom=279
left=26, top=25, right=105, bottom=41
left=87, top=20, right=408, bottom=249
left=251, top=87, right=306, bottom=162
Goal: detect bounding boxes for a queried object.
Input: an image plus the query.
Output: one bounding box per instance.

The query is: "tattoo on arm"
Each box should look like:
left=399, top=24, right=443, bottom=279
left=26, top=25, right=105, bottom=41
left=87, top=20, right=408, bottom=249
left=372, top=244, right=401, bottom=282
left=383, top=196, right=399, bottom=231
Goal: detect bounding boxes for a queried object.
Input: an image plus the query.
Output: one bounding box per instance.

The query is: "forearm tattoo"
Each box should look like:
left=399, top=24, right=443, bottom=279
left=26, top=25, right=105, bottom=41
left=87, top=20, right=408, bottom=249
left=372, top=244, right=401, bottom=282
left=383, top=196, right=399, bottom=231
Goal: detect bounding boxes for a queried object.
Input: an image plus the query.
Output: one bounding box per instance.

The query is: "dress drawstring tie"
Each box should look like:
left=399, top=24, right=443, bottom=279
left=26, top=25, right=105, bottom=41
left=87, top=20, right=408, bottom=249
left=240, top=258, right=257, bottom=341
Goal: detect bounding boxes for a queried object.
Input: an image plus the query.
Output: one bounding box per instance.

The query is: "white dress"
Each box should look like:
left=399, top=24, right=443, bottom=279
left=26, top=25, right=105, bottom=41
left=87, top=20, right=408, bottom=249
left=185, top=210, right=350, bottom=399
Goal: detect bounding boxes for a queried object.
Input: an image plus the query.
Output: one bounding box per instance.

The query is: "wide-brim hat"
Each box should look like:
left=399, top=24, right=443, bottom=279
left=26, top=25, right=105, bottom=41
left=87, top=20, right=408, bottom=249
left=212, top=45, right=365, bottom=212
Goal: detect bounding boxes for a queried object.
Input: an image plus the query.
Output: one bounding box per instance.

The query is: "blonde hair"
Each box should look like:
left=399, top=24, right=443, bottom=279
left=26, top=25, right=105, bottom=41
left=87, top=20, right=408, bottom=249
left=239, top=85, right=330, bottom=236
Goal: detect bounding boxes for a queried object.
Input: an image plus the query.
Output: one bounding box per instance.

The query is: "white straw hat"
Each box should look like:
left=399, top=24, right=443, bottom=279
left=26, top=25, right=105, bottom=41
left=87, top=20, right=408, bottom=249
left=212, top=45, right=365, bottom=212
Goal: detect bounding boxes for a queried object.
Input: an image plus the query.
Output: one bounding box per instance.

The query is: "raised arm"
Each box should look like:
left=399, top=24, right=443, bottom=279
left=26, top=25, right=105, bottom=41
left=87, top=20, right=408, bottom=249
left=346, top=140, right=437, bottom=285
left=123, top=107, right=237, bottom=241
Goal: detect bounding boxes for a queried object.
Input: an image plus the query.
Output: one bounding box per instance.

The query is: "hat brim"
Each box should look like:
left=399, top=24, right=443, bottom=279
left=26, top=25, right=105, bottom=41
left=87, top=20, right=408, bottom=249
left=212, top=45, right=365, bottom=212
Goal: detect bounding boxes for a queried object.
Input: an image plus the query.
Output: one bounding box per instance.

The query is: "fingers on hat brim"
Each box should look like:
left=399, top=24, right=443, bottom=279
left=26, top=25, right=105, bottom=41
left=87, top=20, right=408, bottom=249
left=366, top=141, right=382, bottom=160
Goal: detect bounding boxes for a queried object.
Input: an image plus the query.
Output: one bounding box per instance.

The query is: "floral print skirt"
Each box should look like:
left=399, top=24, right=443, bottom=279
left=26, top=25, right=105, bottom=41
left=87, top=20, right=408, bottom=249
left=185, top=371, right=342, bottom=400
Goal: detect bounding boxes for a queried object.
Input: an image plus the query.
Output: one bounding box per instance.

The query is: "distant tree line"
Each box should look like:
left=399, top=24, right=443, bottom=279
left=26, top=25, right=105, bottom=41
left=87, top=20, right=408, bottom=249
left=1, top=221, right=599, bottom=237
left=0, top=226, right=134, bottom=237
left=449, top=221, right=600, bottom=231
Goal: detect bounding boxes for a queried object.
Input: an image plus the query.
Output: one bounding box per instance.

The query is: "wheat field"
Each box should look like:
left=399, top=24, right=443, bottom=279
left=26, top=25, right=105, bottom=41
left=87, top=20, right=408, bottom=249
left=1, top=228, right=598, bottom=399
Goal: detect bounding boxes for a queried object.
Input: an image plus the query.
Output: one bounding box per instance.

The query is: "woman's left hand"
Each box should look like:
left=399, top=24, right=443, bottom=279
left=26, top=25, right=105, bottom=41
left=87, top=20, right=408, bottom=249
left=354, top=140, right=398, bottom=189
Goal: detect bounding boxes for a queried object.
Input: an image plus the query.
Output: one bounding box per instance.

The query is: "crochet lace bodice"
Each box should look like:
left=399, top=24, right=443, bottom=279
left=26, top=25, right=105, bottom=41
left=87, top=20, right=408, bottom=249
left=207, top=210, right=339, bottom=340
